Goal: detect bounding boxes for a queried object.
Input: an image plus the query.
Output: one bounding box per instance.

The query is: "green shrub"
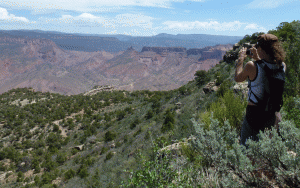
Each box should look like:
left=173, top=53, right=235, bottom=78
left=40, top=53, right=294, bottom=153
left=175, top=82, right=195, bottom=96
left=194, top=69, right=210, bottom=87
left=130, top=118, right=141, bottom=129
left=125, top=107, right=133, bottom=114
left=161, top=122, right=174, bottom=133
left=77, top=165, right=89, bottom=178
left=105, top=122, right=113, bottom=129
left=17, top=171, right=24, bottom=182
left=155, top=136, right=169, bottom=148
left=190, top=115, right=300, bottom=187
left=145, top=130, right=151, bottom=140
left=52, top=124, right=60, bottom=132
left=216, top=79, right=234, bottom=98
left=116, top=141, right=122, bottom=148
left=178, top=85, right=191, bottom=96
left=41, top=172, right=52, bottom=185
left=81, top=155, right=95, bottom=166
left=101, top=146, right=109, bottom=155
left=30, top=157, right=39, bottom=172
left=87, top=169, right=101, bottom=187
left=0, top=162, right=6, bottom=171
left=92, top=121, right=101, bottom=129
left=56, top=152, right=67, bottom=165
left=34, top=175, right=40, bottom=186
left=64, top=169, right=76, bottom=180
left=180, top=142, right=199, bottom=163
left=133, top=127, right=142, bottom=137
left=116, top=110, right=126, bottom=121
left=104, top=100, right=111, bottom=106
left=150, top=97, right=162, bottom=114
left=104, top=113, right=111, bottom=122
left=75, top=115, right=82, bottom=122
left=104, top=131, right=116, bottom=142
left=121, top=139, right=192, bottom=188
left=123, top=135, right=128, bottom=143
left=46, top=133, right=62, bottom=153
left=200, top=89, right=247, bottom=131
left=22, top=139, right=33, bottom=149
left=145, top=109, right=154, bottom=120
left=282, top=95, right=300, bottom=128
left=223, top=89, right=247, bottom=130
left=161, top=108, right=175, bottom=133
left=42, top=158, right=58, bottom=172
left=62, top=136, right=70, bottom=146
left=105, top=151, right=114, bottom=161
left=71, top=148, right=78, bottom=155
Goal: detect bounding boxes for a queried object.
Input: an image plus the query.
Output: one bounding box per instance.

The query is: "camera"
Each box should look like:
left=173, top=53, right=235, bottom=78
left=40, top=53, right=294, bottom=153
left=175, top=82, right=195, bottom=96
left=242, top=43, right=255, bottom=56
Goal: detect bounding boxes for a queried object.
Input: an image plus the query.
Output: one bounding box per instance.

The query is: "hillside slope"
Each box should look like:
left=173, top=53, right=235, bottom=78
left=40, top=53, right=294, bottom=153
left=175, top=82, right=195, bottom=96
left=1, top=21, right=300, bottom=187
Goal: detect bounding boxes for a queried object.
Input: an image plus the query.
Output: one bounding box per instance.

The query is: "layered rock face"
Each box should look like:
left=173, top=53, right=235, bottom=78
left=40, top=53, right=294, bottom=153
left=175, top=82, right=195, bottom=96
left=0, top=37, right=115, bottom=95
left=141, top=47, right=186, bottom=55
left=0, top=36, right=233, bottom=95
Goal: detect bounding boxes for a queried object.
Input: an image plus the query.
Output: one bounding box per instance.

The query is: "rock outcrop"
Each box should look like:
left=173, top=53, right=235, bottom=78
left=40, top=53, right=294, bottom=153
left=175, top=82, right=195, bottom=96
left=203, top=80, right=249, bottom=98
left=0, top=171, right=13, bottom=182
left=74, top=144, right=84, bottom=151
left=83, top=85, right=115, bottom=96
left=157, top=135, right=196, bottom=158
left=175, top=102, right=182, bottom=108
left=203, top=79, right=220, bottom=94
left=233, top=81, right=249, bottom=99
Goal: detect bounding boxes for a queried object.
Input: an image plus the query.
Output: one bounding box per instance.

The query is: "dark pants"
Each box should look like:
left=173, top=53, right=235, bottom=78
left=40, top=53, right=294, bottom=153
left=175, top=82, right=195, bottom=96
left=240, top=105, right=276, bottom=147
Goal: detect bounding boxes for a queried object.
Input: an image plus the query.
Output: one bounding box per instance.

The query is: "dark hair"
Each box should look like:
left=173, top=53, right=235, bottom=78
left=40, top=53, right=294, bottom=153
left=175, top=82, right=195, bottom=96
left=257, top=34, right=286, bottom=67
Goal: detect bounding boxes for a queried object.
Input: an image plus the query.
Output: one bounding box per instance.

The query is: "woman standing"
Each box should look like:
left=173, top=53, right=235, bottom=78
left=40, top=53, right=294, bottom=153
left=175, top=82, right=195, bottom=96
left=234, top=34, right=286, bottom=147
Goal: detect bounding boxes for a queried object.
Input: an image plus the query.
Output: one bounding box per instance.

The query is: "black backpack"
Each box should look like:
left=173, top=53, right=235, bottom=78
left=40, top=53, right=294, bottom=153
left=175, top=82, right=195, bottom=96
left=248, top=59, right=285, bottom=113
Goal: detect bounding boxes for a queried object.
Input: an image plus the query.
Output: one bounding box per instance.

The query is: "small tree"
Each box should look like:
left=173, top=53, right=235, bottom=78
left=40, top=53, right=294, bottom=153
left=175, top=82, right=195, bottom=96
left=194, top=70, right=210, bottom=87
left=53, top=124, right=60, bottom=132
left=130, top=118, right=141, bottom=129
left=104, top=113, right=111, bottom=122
left=105, top=151, right=114, bottom=161
left=145, top=109, right=154, bottom=120
left=64, top=169, right=76, bottom=180
left=34, top=175, right=40, bottom=186
left=161, top=108, right=175, bottom=133
left=117, top=110, right=126, bottom=121
left=77, top=165, right=89, bottom=178
left=17, top=171, right=24, bottom=182
left=105, top=131, right=116, bottom=142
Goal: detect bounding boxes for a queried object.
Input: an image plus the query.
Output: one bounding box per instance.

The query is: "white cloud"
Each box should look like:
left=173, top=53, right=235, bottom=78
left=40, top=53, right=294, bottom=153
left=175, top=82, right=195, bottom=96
left=244, top=23, right=267, bottom=32
left=53, top=13, right=155, bottom=35
left=162, top=20, right=244, bottom=31
left=114, top=13, right=154, bottom=28
left=59, top=13, right=106, bottom=24
left=78, top=13, right=99, bottom=19
left=0, top=7, right=30, bottom=22
left=0, top=0, right=206, bottom=12
left=247, top=0, right=298, bottom=9
left=245, top=23, right=259, bottom=30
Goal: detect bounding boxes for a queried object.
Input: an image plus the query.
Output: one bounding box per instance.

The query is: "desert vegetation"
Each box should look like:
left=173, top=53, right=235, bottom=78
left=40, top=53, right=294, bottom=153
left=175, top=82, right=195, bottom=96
left=0, top=20, right=299, bottom=187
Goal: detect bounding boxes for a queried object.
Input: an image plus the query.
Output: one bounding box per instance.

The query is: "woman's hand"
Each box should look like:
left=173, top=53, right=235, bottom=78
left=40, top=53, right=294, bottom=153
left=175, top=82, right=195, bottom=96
left=238, top=47, right=247, bottom=61
left=249, top=46, right=261, bottom=61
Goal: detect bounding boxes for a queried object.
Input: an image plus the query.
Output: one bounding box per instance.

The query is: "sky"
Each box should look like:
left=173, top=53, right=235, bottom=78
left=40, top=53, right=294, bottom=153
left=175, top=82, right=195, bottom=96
left=0, top=0, right=299, bottom=37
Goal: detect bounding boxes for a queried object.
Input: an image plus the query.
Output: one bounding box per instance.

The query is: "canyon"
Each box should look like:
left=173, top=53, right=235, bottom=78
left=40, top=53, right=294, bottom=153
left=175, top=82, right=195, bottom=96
left=0, top=35, right=233, bottom=96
